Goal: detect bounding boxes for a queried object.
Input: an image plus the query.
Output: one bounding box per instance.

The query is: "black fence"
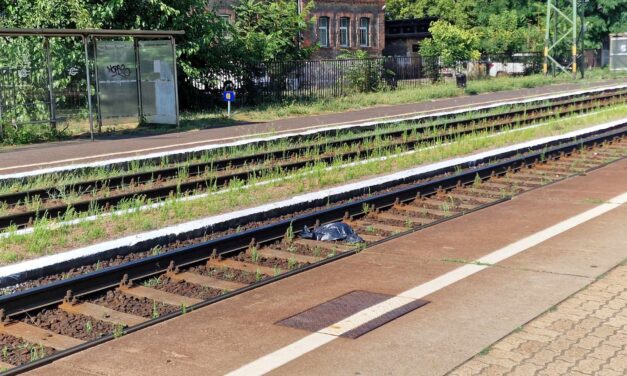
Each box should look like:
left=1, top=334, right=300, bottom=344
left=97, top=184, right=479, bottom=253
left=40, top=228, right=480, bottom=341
left=180, top=53, right=543, bottom=111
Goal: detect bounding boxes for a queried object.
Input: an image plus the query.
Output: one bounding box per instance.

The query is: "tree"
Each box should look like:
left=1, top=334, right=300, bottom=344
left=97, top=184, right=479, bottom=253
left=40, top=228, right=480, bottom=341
left=232, top=0, right=314, bottom=62
left=583, top=0, right=627, bottom=49
left=420, top=20, right=481, bottom=68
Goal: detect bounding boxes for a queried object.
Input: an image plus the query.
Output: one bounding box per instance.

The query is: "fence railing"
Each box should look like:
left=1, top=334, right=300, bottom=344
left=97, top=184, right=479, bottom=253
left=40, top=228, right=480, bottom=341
left=180, top=53, right=543, bottom=110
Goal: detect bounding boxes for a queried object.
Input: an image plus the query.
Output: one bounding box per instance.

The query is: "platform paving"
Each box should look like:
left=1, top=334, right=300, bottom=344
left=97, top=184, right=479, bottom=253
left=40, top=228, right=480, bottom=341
left=449, top=264, right=627, bottom=376
left=25, top=158, right=627, bottom=376
left=1, top=79, right=624, bottom=175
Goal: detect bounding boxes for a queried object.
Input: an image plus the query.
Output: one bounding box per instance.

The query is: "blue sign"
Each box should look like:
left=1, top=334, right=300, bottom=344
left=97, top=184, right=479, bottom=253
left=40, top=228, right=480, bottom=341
left=222, top=91, right=236, bottom=102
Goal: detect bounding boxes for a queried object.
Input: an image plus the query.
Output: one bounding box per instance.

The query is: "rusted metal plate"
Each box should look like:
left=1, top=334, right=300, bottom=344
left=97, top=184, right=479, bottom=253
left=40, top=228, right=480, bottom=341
left=293, top=239, right=354, bottom=252
left=59, top=302, right=146, bottom=327
left=119, top=285, right=201, bottom=307
left=0, top=322, right=84, bottom=350
left=375, top=212, right=432, bottom=225
left=257, top=248, right=322, bottom=264
left=341, top=298, right=429, bottom=339
left=167, top=271, right=246, bottom=291
left=277, top=290, right=428, bottom=339
left=207, top=258, right=275, bottom=276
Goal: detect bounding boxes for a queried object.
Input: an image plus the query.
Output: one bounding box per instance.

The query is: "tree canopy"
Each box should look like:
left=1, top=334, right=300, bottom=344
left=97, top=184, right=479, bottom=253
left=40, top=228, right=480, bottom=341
left=386, top=0, right=624, bottom=52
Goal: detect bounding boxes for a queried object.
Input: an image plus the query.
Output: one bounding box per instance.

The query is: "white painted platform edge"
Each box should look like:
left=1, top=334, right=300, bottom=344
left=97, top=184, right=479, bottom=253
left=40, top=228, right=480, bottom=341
left=1, top=83, right=625, bottom=181
left=0, top=117, right=624, bottom=281
left=226, top=191, right=627, bottom=376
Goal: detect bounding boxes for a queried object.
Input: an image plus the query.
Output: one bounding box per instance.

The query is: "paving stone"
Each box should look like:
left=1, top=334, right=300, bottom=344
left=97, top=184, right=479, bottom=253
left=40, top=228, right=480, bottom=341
left=549, top=318, right=577, bottom=332
left=605, top=354, right=627, bottom=373
left=546, top=337, right=575, bottom=353
left=559, top=346, right=590, bottom=363
left=596, top=367, right=625, bottom=376
left=517, top=340, right=545, bottom=356
left=479, top=364, right=509, bottom=376
left=523, top=326, right=561, bottom=339
left=539, top=359, right=572, bottom=375
left=594, top=308, right=620, bottom=320
left=527, top=349, right=558, bottom=367
left=576, top=316, right=604, bottom=331
left=604, top=333, right=627, bottom=348
left=587, top=344, right=621, bottom=361
left=576, top=334, right=604, bottom=350
left=453, top=266, right=627, bottom=376
left=508, top=363, right=541, bottom=376
left=593, top=323, right=619, bottom=338
left=571, top=356, right=607, bottom=374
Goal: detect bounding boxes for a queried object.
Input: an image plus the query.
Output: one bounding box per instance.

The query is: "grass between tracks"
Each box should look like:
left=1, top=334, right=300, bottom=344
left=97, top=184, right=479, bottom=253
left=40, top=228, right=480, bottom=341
left=0, top=92, right=619, bottom=197
left=0, top=105, right=626, bottom=264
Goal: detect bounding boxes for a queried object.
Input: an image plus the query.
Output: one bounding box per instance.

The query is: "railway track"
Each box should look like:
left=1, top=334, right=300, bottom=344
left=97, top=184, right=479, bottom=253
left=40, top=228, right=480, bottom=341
left=0, top=125, right=624, bottom=374
left=0, top=88, right=625, bottom=230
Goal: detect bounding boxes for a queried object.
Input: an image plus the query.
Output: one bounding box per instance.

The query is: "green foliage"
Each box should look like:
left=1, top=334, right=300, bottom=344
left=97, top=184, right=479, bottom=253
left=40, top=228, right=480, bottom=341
left=337, top=50, right=390, bottom=93
left=420, top=20, right=481, bottom=69
left=479, top=11, right=529, bottom=54
left=233, top=0, right=314, bottom=62
left=583, top=0, right=627, bottom=49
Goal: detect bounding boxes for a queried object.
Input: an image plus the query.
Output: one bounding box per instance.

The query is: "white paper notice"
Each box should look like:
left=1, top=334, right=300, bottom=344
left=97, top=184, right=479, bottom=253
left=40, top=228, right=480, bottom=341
left=154, top=60, right=161, bottom=73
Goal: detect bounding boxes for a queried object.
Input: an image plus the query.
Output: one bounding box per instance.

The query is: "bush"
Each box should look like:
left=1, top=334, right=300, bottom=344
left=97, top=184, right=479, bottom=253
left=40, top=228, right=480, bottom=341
left=338, top=50, right=390, bottom=93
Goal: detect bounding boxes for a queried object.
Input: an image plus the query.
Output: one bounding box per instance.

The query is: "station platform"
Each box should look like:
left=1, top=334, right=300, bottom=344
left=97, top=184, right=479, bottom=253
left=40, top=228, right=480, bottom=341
left=27, top=158, right=627, bottom=376
left=1, top=79, right=625, bottom=175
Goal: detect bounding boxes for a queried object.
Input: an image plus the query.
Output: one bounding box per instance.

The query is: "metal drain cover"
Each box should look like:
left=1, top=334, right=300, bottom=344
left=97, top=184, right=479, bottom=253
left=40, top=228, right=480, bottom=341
left=277, top=290, right=429, bottom=339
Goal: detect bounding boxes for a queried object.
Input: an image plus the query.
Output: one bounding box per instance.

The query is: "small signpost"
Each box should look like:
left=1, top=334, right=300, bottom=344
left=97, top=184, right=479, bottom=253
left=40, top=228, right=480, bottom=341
left=222, top=80, right=235, bottom=117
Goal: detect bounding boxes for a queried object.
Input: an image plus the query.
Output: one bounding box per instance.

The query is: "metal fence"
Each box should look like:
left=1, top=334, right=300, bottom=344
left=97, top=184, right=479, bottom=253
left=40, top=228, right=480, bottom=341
left=180, top=53, right=542, bottom=110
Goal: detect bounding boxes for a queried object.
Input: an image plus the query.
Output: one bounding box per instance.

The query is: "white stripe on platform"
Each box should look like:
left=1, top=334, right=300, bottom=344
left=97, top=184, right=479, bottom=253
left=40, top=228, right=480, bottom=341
left=226, top=191, right=627, bottom=376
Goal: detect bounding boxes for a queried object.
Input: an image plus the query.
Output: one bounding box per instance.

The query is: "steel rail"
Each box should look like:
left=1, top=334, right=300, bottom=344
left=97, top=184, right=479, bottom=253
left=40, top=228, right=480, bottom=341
left=0, top=125, right=624, bottom=376
left=2, top=86, right=624, bottom=202
left=0, top=124, right=624, bottom=318
left=0, top=94, right=623, bottom=230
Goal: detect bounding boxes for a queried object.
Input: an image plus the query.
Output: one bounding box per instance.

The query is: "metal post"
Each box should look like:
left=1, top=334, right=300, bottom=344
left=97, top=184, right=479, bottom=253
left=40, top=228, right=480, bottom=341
left=44, top=37, right=57, bottom=132
left=134, top=38, right=143, bottom=125
left=171, top=36, right=180, bottom=128
left=572, top=0, right=577, bottom=78
left=543, top=0, right=551, bottom=75
left=92, top=38, right=103, bottom=133
left=82, top=35, right=95, bottom=141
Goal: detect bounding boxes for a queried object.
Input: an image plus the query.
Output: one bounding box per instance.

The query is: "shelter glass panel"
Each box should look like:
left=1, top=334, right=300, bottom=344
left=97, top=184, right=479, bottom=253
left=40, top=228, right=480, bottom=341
left=95, top=40, right=139, bottom=125
left=138, top=40, right=177, bottom=124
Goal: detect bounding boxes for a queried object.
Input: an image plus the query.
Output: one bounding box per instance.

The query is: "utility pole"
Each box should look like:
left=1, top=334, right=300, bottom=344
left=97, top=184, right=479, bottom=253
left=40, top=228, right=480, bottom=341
left=543, top=0, right=586, bottom=78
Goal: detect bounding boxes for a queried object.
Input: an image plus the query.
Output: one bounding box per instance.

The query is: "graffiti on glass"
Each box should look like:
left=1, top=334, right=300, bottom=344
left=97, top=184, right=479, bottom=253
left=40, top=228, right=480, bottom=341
left=106, top=64, right=132, bottom=78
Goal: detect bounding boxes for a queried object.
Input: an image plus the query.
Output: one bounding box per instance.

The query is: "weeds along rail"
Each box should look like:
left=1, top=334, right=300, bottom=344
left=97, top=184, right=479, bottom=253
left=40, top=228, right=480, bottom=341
left=0, top=125, right=625, bottom=374
left=0, top=89, right=625, bottom=231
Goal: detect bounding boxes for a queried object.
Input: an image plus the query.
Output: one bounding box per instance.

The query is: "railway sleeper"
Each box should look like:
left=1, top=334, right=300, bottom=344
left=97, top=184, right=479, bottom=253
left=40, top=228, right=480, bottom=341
left=0, top=322, right=83, bottom=351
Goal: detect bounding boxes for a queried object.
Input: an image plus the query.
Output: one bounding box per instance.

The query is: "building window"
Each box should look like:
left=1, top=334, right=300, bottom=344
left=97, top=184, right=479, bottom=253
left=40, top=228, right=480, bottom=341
left=219, top=14, right=231, bottom=23
left=318, top=17, right=330, bottom=48
left=359, top=17, right=370, bottom=47
left=339, top=17, right=350, bottom=47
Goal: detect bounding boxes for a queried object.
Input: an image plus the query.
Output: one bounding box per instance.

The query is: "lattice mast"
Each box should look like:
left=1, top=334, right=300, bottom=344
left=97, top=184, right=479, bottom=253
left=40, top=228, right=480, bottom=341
left=543, top=0, right=584, bottom=78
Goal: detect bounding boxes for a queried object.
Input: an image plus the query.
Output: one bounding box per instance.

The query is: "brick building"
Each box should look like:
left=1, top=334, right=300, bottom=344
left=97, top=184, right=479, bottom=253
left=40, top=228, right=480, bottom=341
left=208, top=0, right=386, bottom=59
